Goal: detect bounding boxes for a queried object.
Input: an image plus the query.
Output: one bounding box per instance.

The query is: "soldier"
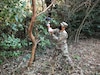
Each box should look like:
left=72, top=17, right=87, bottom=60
left=47, top=22, right=74, bottom=67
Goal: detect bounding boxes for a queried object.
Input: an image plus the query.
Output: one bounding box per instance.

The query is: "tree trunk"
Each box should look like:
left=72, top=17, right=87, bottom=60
left=28, top=0, right=36, bottom=67
left=75, top=0, right=99, bottom=42
left=28, top=0, right=56, bottom=67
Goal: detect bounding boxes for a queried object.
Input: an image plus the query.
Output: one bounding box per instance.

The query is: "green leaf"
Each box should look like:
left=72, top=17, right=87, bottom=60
left=73, top=55, right=81, bottom=60
left=12, top=24, right=18, bottom=31
left=19, top=18, right=23, bottom=22
left=15, top=15, right=19, bottom=22
left=0, top=60, right=3, bottom=64
left=97, top=25, right=100, bottom=28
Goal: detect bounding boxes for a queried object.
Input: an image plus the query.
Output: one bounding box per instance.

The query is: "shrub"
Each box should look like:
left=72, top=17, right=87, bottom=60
left=0, top=34, right=22, bottom=50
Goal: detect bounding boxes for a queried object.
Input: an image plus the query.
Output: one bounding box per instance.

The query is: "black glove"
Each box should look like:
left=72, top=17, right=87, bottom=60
left=45, top=17, right=51, bottom=21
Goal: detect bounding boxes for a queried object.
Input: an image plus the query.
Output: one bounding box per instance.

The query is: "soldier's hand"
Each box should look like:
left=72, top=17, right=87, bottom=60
left=48, top=27, right=53, bottom=32
left=47, top=23, right=50, bottom=27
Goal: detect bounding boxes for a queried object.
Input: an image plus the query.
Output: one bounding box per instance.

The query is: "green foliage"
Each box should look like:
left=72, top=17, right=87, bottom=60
left=0, top=0, right=29, bottom=33
left=0, top=0, right=28, bottom=62
left=35, top=14, right=59, bottom=50
left=53, top=1, right=100, bottom=38
left=0, top=34, right=22, bottom=50
left=0, top=60, right=3, bottom=65
left=0, top=0, right=27, bottom=26
left=0, top=0, right=30, bottom=50
left=0, top=33, right=28, bottom=50
left=0, top=0, right=99, bottom=60
left=0, top=51, right=22, bottom=57
left=21, top=39, right=28, bottom=47
left=38, top=37, right=51, bottom=49
left=36, top=14, right=52, bottom=49
left=0, top=50, right=22, bottom=64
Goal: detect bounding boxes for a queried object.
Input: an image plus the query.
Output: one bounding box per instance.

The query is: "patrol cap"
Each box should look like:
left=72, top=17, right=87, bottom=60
left=60, top=22, right=68, bottom=28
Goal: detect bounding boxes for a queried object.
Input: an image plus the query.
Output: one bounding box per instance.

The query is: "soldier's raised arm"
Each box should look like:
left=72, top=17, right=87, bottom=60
left=52, top=31, right=68, bottom=42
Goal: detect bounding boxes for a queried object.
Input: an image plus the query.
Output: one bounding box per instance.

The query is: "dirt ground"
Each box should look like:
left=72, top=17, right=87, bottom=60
left=0, top=38, right=100, bottom=75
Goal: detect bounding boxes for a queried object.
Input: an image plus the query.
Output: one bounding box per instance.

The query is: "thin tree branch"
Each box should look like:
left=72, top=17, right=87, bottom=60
left=37, top=0, right=56, bottom=17
left=75, top=0, right=99, bottom=42
left=28, top=0, right=56, bottom=67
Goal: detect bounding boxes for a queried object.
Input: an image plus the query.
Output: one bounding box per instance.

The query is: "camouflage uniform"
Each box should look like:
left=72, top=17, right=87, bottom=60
left=51, top=28, right=73, bottom=64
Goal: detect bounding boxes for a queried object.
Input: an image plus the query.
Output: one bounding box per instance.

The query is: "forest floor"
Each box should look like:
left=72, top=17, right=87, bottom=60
left=0, top=38, right=100, bottom=75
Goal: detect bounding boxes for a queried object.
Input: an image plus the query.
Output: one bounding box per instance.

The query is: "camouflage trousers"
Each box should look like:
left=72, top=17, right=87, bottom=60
left=52, top=43, right=73, bottom=65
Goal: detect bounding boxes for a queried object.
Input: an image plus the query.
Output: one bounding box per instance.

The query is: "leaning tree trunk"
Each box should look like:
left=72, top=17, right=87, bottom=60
left=75, top=0, right=99, bottom=42
left=28, top=0, right=36, bottom=67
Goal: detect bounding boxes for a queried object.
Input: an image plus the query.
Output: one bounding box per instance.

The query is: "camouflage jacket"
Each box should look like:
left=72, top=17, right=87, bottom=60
left=51, top=28, right=68, bottom=48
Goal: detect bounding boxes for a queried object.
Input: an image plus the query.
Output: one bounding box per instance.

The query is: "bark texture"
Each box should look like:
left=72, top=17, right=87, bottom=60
left=28, top=0, right=36, bottom=67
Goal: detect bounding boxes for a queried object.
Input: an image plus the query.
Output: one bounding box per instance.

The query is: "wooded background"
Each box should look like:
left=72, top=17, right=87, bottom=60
left=0, top=0, right=100, bottom=64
